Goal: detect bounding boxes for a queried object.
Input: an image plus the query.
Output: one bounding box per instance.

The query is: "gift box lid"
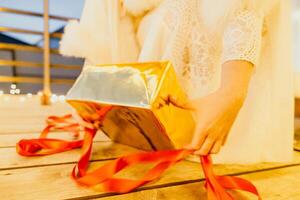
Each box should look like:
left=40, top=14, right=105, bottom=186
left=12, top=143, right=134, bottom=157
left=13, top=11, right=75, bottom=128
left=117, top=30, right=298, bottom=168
left=66, top=61, right=173, bottom=109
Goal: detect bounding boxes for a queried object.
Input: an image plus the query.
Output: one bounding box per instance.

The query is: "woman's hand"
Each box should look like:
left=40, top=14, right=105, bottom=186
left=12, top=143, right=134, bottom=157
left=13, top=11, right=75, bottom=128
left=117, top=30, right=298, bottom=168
left=185, top=60, right=254, bottom=155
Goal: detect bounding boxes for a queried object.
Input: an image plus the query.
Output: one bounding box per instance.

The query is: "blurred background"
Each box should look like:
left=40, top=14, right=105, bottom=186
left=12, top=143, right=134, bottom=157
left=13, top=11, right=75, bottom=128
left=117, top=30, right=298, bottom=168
left=0, top=0, right=299, bottom=102
left=0, top=0, right=84, bottom=98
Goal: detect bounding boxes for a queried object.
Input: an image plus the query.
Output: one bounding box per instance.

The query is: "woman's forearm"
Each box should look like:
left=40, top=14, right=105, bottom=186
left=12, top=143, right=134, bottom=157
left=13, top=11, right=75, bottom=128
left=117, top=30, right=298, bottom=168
left=219, top=60, right=254, bottom=101
left=186, top=60, right=254, bottom=154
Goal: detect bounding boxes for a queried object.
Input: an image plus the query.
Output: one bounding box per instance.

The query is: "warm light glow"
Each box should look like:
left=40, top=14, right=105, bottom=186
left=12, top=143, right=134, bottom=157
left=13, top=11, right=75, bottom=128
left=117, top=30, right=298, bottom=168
left=10, top=89, right=15, bottom=95
left=10, top=84, right=16, bottom=89
left=15, top=89, right=21, bottom=94
left=58, top=95, right=66, bottom=102
left=27, top=93, right=33, bottom=98
left=50, top=94, right=58, bottom=103
left=0, top=90, right=3, bottom=95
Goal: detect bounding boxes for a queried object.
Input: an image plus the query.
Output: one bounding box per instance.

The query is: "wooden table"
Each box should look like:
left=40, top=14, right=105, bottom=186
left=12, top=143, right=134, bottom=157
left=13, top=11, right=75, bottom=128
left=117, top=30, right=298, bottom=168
left=1, top=95, right=300, bottom=200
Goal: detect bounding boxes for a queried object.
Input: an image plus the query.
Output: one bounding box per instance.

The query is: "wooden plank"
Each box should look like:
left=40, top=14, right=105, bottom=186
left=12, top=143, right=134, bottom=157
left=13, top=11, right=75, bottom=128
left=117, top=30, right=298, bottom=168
left=51, top=78, right=75, bottom=85
left=295, top=98, right=300, bottom=117
left=99, top=165, right=300, bottom=200
left=0, top=27, right=63, bottom=38
left=0, top=96, right=73, bottom=134
left=0, top=131, right=110, bottom=148
left=0, top=59, right=81, bottom=70
left=0, top=117, right=67, bottom=134
left=0, top=7, right=77, bottom=21
left=295, top=129, right=300, bottom=151
left=0, top=141, right=138, bottom=170
left=239, top=165, right=300, bottom=200
left=100, top=182, right=208, bottom=200
left=1, top=151, right=300, bottom=200
left=0, top=101, right=71, bottom=116
left=0, top=76, right=75, bottom=84
left=0, top=43, right=59, bottom=54
left=0, top=95, right=73, bottom=134
left=0, top=76, right=43, bottom=83
left=1, top=95, right=300, bottom=199
left=0, top=122, right=53, bottom=134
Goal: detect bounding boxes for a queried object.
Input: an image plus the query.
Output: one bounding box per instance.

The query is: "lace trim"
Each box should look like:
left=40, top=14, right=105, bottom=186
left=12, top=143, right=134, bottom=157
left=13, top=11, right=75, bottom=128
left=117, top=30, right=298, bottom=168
left=222, top=10, right=263, bottom=66
left=142, top=2, right=263, bottom=99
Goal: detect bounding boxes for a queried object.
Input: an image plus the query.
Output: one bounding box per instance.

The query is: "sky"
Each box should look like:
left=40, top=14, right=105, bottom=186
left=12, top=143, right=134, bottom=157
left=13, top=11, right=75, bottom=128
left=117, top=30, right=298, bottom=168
left=0, top=0, right=84, bottom=44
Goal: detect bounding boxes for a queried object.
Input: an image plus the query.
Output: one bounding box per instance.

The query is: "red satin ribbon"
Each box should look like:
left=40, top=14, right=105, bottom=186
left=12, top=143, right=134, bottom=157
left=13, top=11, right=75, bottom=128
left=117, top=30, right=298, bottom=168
left=17, top=114, right=83, bottom=156
left=16, top=106, right=261, bottom=199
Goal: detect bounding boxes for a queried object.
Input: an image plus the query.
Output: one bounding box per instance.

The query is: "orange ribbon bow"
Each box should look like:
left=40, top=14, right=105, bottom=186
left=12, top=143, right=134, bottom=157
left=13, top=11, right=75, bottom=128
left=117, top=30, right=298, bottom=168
left=16, top=106, right=261, bottom=200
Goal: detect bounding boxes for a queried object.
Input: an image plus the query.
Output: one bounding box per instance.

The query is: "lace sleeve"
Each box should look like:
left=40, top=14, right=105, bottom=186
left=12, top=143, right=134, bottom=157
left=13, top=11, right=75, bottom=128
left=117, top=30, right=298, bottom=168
left=221, top=10, right=263, bottom=66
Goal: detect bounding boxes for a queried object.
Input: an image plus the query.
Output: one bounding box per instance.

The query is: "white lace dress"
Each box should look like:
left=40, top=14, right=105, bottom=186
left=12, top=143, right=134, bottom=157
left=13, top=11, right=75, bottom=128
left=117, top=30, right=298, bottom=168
left=60, top=0, right=294, bottom=164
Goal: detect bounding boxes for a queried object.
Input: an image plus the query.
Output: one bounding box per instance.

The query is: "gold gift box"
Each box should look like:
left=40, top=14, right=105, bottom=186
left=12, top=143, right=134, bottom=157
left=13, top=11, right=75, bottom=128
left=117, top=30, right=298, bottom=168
left=66, top=61, right=195, bottom=151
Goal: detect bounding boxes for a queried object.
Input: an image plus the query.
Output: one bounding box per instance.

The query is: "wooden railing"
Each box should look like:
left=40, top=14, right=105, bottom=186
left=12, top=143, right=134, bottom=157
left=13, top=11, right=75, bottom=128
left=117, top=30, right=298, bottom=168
left=0, top=1, right=80, bottom=105
left=0, top=7, right=77, bottom=21
left=0, top=27, right=63, bottom=39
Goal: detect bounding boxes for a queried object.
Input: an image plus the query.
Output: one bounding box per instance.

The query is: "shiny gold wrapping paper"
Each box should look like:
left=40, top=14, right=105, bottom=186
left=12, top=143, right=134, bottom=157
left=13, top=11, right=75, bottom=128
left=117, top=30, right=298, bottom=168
left=66, top=61, right=196, bottom=151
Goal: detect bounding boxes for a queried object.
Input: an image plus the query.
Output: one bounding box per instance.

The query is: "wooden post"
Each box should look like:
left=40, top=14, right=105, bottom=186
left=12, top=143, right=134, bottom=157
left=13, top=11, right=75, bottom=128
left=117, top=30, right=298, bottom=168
left=41, top=0, right=51, bottom=105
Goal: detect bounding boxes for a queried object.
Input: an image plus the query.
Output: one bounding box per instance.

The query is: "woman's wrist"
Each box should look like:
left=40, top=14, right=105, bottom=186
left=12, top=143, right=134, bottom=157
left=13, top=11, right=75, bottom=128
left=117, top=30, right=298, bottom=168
left=217, top=80, right=248, bottom=103
left=218, top=60, right=254, bottom=101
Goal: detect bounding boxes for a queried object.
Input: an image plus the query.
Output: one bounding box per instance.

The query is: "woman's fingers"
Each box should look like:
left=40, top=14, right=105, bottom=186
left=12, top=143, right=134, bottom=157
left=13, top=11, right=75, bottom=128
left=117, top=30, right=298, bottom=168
left=210, top=140, right=223, bottom=154
left=221, top=131, right=229, bottom=145
left=220, top=110, right=237, bottom=145
left=194, top=136, right=215, bottom=155
left=168, top=95, right=195, bottom=110
left=185, top=125, right=207, bottom=150
left=185, top=110, right=235, bottom=155
left=192, top=121, right=225, bottom=155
